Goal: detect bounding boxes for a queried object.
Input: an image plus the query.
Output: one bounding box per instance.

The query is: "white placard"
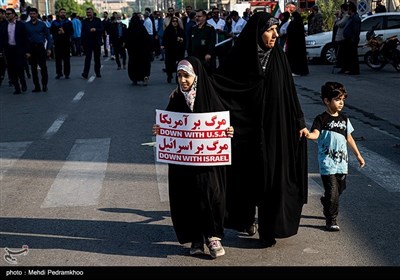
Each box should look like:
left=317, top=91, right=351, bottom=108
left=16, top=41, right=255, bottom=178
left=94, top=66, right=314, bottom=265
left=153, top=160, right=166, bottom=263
left=155, top=110, right=231, bottom=166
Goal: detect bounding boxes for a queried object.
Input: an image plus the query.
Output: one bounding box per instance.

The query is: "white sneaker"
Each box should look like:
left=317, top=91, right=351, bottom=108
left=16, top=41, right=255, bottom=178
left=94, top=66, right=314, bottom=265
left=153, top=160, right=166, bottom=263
left=207, top=237, right=225, bottom=258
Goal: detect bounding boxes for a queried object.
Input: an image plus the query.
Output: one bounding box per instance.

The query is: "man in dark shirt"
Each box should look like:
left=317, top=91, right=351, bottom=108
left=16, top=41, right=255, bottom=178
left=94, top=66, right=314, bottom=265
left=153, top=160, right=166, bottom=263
left=50, top=8, right=73, bottom=79
left=25, top=7, right=52, bottom=92
left=375, top=0, right=387, bottom=13
left=188, top=9, right=216, bottom=74
left=0, top=8, right=29, bottom=94
left=101, top=11, right=111, bottom=57
left=81, top=7, right=104, bottom=78
left=0, top=9, right=7, bottom=86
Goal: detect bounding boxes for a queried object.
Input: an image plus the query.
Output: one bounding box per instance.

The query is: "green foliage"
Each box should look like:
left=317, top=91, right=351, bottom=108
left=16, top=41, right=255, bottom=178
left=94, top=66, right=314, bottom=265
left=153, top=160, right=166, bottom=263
left=54, top=0, right=79, bottom=16
left=184, top=0, right=209, bottom=10
left=54, top=0, right=98, bottom=17
left=318, top=0, right=343, bottom=31
left=80, top=1, right=99, bottom=16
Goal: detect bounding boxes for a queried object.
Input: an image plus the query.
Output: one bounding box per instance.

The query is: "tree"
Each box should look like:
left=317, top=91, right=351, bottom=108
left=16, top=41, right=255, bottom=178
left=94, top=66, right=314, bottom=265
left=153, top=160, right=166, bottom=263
left=318, top=0, right=342, bottom=31
left=54, top=0, right=98, bottom=17
left=80, top=1, right=99, bottom=16
left=55, top=0, right=79, bottom=17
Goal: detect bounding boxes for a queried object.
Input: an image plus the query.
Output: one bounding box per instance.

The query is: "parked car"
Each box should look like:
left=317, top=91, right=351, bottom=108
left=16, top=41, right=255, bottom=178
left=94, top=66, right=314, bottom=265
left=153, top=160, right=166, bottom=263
left=305, top=12, right=400, bottom=64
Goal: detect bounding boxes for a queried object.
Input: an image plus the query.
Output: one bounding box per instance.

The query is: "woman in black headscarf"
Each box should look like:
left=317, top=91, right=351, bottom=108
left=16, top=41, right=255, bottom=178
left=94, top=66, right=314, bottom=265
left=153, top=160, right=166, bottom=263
left=286, top=11, right=309, bottom=76
left=126, top=14, right=152, bottom=85
left=153, top=56, right=234, bottom=258
left=212, top=12, right=309, bottom=247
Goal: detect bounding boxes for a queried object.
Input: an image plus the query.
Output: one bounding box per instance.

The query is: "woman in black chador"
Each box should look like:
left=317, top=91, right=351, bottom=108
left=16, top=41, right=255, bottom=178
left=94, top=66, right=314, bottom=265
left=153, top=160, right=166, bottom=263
left=126, top=14, right=152, bottom=85
left=212, top=12, right=309, bottom=247
left=162, top=16, right=185, bottom=83
left=286, top=11, right=309, bottom=76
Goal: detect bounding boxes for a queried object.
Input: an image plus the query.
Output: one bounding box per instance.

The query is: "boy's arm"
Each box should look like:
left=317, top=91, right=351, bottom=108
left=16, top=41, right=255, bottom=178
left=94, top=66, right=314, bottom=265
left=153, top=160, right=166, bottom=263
left=305, top=129, right=320, bottom=140
left=347, top=134, right=365, bottom=167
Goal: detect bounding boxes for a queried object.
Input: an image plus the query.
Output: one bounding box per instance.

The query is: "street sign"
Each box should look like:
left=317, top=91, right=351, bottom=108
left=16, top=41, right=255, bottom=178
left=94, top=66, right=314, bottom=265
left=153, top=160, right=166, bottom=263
left=358, top=0, right=370, bottom=14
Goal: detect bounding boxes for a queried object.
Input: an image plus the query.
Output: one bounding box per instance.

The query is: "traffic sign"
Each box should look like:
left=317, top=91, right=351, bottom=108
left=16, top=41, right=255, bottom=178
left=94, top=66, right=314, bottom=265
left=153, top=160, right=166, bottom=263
left=358, top=0, right=370, bottom=14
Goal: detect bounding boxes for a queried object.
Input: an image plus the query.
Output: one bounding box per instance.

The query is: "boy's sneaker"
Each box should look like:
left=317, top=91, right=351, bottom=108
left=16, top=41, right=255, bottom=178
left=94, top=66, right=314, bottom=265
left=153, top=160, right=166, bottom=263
left=245, top=223, right=257, bottom=236
left=143, top=76, right=149, bottom=86
left=207, top=237, right=225, bottom=258
left=189, top=241, right=204, bottom=256
left=326, top=220, right=340, bottom=231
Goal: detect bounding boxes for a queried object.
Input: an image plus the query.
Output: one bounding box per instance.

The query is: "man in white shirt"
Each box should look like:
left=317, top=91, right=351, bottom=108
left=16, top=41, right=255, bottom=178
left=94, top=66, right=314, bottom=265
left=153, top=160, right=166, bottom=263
left=207, top=7, right=225, bottom=45
left=230, top=10, right=247, bottom=38
left=143, top=11, right=155, bottom=60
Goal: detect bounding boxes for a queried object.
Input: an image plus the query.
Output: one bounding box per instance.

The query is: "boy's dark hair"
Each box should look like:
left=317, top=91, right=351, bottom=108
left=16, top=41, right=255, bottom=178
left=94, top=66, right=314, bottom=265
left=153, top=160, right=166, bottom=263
left=321, top=81, right=347, bottom=101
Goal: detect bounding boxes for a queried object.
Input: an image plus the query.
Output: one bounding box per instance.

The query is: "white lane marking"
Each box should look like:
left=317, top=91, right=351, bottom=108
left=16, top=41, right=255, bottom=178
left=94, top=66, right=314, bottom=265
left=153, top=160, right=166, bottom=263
left=72, top=91, right=85, bottom=102
left=43, top=114, right=68, bottom=139
left=88, top=65, right=103, bottom=83
left=371, top=126, right=400, bottom=141
left=0, top=231, right=101, bottom=240
left=41, top=138, right=110, bottom=207
left=148, top=137, right=169, bottom=202
left=155, top=160, right=169, bottom=202
left=0, top=141, right=32, bottom=180
left=308, top=174, right=323, bottom=196
left=142, top=138, right=169, bottom=202
left=141, top=142, right=156, bottom=147
left=350, top=145, right=400, bottom=192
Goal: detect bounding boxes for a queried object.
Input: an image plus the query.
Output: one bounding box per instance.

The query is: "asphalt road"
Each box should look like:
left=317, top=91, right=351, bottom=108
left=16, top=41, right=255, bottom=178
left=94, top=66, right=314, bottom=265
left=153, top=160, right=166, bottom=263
left=0, top=55, right=399, bottom=278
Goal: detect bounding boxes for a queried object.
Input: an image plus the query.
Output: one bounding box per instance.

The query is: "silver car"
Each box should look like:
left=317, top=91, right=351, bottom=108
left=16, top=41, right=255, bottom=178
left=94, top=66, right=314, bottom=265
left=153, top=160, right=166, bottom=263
left=305, top=12, right=400, bottom=64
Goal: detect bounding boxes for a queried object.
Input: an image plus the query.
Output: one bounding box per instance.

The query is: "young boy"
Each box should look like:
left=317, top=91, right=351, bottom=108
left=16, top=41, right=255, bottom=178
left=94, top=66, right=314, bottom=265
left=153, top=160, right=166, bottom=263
left=306, top=81, right=365, bottom=231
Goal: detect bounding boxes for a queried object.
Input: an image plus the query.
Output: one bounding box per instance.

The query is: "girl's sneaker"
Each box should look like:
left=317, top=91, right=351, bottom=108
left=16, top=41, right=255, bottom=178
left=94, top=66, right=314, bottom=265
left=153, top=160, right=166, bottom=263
left=207, top=237, right=225, bottom=258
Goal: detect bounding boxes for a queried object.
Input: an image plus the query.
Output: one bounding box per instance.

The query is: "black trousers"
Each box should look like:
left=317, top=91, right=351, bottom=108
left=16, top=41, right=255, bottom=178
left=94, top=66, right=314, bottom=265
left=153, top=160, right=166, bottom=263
left=113, top=39, right=126, bottom=68
left=71, top=37, right=81, bottom=56
left=102, top=35, right=108, bottom=56
left=5, top=46, right=27, bottom=91
left=0, top=55, right=6, bottom=83
left=83, top=44, right=101, bottom=76
left=341, top=39, right=360, bottom=74
left=54, top=43, right=71, bottom=77
left=321, top=174, right=347, bottom=222
left=29, top=43, right=48, bottom=88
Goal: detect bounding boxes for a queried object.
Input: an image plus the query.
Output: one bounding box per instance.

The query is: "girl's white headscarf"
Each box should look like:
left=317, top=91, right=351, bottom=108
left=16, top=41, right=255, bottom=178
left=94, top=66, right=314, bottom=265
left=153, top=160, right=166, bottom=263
left=177, top=60, right=197, bottom=111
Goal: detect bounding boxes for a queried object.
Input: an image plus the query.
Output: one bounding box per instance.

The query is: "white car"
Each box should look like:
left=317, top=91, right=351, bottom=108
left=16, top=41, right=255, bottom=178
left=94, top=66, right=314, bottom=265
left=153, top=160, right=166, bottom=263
left=306, top=12, right=400, bottom=64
